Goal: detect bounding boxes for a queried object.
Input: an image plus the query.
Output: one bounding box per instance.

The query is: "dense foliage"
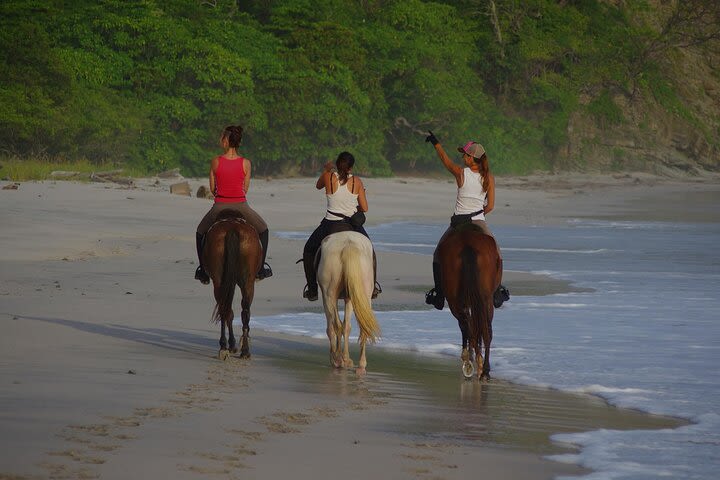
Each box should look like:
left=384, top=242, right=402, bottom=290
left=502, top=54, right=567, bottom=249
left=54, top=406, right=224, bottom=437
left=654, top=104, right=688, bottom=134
left=1, top=0, right=716, bottom=176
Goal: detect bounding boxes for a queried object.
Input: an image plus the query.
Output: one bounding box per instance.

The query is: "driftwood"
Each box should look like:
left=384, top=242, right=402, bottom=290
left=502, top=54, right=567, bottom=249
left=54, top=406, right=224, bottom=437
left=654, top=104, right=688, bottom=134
left=196, top=185, right=214, bottom=199
left=170, top=181, right=191, bottom=196
left=157, top=168, right=182, bottom=178
left=90, top=170, right=134, bottom=186
left=50, top=170, right=85, bottom=179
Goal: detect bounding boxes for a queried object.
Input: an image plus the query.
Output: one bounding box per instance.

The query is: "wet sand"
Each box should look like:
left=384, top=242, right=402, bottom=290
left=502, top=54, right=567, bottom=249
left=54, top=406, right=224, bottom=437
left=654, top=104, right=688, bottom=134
left=1, top=174, right=710, bottom=479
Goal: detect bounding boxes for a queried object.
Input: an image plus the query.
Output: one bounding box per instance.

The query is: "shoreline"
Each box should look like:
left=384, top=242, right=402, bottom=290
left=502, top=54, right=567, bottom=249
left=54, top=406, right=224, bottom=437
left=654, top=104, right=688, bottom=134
left=1, top=174, right=710, bottom=479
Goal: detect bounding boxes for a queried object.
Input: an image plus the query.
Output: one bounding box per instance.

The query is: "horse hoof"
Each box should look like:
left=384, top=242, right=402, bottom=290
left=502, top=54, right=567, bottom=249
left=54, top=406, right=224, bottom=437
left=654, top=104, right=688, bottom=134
left=462, top=360, right=475, bottom=379
left=218, top=349, right=230, bottom=361
left=355, top=367, right=367, bottom=376
left=240, top=352, right=251, bottom=360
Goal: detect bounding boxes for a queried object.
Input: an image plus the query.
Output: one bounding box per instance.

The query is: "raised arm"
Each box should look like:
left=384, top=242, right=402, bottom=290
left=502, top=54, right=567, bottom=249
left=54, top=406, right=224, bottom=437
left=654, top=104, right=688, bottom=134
left=316, top=161, right=334, bottom=190
left=426, top=131, right=463, bottom=186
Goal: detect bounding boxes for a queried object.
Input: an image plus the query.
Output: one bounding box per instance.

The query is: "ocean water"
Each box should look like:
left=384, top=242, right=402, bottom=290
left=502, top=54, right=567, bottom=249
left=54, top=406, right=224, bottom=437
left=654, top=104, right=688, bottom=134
left=259, top=220, right=720, bottom=479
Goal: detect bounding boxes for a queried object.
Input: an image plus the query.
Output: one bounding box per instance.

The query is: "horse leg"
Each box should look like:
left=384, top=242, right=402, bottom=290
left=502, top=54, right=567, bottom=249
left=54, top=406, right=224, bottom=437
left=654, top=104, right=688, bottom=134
left=323, top=293, right=342, bottom=368
left=240, top=308, right=250, bottom=359
left=219, top=319, right=227, bottom=351
left=357, top=339, right=367, bottom=376
left=480, top=303, right=494, bottom=380
left=452, top=305, right=474, bottom=379
left=474, top=342, right=484, bottom=380
left=227, top=309, right=237, bottom=354
left=218, top=312, right=230, bottom=361
left=342, top=299, right=355, bottom=369
left=239, top=281, right=254, bottom=359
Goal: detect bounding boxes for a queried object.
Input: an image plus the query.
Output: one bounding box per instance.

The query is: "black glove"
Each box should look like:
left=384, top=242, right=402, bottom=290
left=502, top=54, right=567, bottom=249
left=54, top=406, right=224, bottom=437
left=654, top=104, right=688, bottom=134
left=425, top=130, right=439, bottom=146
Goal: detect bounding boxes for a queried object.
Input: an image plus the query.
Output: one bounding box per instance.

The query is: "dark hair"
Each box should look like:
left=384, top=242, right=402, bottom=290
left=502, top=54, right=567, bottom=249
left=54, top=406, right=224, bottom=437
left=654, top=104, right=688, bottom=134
left=474, top=154, right=490, bottom=192
left=335, top=151, right=355, bottom=184
left=222, top=125, right=243, bottom=148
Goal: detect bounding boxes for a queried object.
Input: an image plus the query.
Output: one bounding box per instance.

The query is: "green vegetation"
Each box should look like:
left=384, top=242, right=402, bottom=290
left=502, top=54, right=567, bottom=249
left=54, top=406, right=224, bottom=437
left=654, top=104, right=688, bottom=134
left=0, top=156, right=145, bottom=181
left=1, top=0, right=716, bottom=178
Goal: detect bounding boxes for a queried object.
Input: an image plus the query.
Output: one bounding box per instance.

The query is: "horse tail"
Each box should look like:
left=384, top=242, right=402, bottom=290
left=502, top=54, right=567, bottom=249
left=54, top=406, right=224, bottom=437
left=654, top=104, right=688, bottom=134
left=343, top=244, right=381, bottom=343
left=460, top=245, right=486, bottom=349
left=213, top=229, right=240, bottom=324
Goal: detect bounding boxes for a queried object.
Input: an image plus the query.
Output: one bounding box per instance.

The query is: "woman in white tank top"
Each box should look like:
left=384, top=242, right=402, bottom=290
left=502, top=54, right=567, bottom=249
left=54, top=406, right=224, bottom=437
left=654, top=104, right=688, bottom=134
left=423, top=132, right=508, bottom=310
left=301, top=151, right=380, bottom=301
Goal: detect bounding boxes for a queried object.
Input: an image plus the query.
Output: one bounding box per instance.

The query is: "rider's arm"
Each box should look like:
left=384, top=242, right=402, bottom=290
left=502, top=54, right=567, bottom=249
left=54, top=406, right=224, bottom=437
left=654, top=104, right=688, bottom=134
left=355, top=177, right=368, bottom=212
left=209, top=157, right=219, bottom=195
left=316, top=161, right=334, bottom=190
left=484, top=173, right=495, bottom=214
left=434, top=144, right=464, bottom=186
left=243, top=158, right=251, bottom=193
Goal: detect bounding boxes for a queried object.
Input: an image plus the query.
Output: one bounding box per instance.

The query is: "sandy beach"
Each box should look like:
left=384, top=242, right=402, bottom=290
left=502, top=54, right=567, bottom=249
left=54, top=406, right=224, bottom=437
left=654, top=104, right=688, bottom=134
left=2, top=172, right=715, bottom=479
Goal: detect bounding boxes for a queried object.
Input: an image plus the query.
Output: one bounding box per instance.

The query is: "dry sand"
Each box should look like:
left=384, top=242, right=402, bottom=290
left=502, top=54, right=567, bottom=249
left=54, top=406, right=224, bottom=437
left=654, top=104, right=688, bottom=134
left=2, top=172, right=714, bottom=479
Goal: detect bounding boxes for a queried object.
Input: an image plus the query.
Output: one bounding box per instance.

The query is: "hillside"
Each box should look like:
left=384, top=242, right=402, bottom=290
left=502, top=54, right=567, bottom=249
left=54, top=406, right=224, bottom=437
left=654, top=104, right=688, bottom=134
left=1, top=0, right=718, bottom=177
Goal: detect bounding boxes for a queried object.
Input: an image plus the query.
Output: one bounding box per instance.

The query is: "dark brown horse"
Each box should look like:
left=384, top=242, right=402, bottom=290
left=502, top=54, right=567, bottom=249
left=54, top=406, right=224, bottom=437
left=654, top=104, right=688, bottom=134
left=437, top=224, right=502, bottom=380
left=202, top=210, right=262, bottom=360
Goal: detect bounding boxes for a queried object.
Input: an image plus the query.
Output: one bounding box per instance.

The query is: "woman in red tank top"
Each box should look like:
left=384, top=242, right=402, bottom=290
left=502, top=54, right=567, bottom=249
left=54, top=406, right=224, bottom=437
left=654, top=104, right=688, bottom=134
left=194, top=125, right=272, bottom=284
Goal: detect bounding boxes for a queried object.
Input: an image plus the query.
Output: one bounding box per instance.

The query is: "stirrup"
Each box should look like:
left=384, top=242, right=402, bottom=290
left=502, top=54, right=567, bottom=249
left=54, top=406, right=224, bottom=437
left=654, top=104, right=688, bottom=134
left=372, top=281, right=382, bottom=299
left=194, top=266, right=210, bottom=285
left=256, top=262, right=273, bottom=280
left=303, top=284, right=318, bottom=302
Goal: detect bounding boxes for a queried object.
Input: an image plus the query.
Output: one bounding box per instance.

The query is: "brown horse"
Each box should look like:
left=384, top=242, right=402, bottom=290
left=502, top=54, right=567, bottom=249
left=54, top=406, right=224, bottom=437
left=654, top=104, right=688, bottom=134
left=202, top=210, right=262, bottom=360
left=437, top=224, right=502, bottom=380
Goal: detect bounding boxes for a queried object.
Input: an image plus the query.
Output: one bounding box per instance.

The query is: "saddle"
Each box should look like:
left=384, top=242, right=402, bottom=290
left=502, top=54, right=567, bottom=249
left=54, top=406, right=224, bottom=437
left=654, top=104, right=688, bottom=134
left=207, top=211, right=248, bottom=235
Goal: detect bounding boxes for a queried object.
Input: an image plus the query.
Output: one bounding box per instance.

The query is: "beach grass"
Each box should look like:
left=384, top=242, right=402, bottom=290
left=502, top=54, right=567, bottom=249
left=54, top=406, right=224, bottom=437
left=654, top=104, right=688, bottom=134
left=0, top=156, right=145, bottom=181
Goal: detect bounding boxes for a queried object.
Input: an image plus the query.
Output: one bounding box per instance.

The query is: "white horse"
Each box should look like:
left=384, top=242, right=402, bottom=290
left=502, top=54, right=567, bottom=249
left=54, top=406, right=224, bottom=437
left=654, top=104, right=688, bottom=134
left=317, top=231, right=381, bottom=374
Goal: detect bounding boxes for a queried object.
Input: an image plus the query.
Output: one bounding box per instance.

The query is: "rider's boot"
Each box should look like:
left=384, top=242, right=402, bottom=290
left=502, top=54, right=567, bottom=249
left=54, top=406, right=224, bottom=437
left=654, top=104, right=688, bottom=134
left=425, top=261, right=444, bottom=310
left=256, top=229, right=273, bottom=280
left=194, top=232, right=210, bottom=285
left=302, top=252, right=318, bottom=301
left=371, top=250, right=382, bottom=299
left=493, top=284, right=510, bottom=308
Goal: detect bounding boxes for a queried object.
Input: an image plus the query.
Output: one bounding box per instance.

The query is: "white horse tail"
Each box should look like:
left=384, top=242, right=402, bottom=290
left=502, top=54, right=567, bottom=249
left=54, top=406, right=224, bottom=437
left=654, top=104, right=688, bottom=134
left=342, top=244, right=381, bottom=343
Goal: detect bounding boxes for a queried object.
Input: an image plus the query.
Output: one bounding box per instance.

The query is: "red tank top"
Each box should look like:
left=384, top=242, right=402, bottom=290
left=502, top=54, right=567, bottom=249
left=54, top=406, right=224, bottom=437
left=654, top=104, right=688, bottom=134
left=214, top=156, right=247, bottom=203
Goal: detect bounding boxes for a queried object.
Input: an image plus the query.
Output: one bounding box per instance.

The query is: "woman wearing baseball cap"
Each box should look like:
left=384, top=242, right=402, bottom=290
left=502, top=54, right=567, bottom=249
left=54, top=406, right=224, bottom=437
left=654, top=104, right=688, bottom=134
left=423, top=131, right=508, bottom=310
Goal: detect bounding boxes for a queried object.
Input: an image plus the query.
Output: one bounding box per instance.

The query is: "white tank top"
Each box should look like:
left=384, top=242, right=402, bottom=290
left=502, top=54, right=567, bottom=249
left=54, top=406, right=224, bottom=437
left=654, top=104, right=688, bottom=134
left=454, top=167, right=487, bottom=220
left=324, top=173, right=359, bottom=220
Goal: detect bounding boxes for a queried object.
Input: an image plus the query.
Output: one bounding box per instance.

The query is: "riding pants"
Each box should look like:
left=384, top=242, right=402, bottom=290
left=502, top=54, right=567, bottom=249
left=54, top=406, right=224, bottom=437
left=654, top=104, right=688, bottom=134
left=197, top=201, right=267, bottom=237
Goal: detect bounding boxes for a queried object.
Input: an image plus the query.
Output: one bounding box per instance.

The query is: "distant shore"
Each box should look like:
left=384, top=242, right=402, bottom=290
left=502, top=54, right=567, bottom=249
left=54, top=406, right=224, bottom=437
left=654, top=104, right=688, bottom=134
left=1, top=173, right=709, bottom=479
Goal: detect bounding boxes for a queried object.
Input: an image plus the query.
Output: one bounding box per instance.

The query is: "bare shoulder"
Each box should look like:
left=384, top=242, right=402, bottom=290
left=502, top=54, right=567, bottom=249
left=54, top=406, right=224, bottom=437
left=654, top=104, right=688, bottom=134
left=352, top=175, right=365, bottom=193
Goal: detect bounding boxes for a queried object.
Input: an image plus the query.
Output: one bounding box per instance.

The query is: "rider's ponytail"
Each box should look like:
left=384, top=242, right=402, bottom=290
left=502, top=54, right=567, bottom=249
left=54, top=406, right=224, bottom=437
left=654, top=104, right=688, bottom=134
left=475, top=154, right=490, bottom=192
left=335, top=151, right=355, bottom=184
left=222, top=125, right=243, bottom=148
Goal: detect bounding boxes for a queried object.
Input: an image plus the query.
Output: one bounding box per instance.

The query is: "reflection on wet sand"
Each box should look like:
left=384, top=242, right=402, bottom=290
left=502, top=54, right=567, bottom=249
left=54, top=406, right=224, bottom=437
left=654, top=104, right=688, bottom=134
left=253, top=330, right=686, bottom=455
